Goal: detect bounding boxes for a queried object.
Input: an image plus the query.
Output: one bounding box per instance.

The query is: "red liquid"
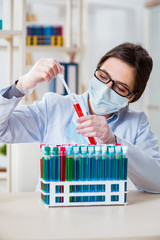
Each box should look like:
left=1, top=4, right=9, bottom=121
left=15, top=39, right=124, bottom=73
left=74, top=103, right=84, bottom=117
left=74, top=103, right=97, bottom=145
left=60, top=155, right=66, bottom=181
left=60, top=147, right=66, bottom=193
left=40, top=159, right=43, bottom=178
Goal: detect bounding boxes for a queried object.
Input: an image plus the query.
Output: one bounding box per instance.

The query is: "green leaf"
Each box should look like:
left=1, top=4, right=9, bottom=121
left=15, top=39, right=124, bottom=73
left=0, top=144, right=7, bottom=155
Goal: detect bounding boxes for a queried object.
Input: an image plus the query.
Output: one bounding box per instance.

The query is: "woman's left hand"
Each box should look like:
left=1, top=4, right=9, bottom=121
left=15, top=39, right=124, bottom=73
left=76, top=115, right=116, bottom=144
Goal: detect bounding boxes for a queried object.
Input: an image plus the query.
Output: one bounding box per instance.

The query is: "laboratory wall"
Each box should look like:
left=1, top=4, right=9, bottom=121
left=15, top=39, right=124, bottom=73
left=145, top=5, right=160, bottom=148
left=88, top=0, right=147, bottom=111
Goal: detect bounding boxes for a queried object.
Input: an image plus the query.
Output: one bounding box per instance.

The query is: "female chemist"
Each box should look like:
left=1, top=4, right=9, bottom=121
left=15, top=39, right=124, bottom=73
left=0, top=42, right=160, bottom=193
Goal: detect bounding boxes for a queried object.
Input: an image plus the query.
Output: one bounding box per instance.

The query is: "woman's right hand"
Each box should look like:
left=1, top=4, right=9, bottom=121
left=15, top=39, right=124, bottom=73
left=17, top=58, right=63, bottom=91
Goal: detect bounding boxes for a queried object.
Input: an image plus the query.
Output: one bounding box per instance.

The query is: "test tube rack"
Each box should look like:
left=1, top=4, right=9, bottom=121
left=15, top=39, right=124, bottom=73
left=40, top=144, right=128, bottom=207
left=40, top=179, right=127, bottom=207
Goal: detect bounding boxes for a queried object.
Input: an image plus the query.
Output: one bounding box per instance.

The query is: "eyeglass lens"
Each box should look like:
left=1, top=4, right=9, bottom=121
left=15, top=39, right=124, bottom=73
left=95, top=69, right=130, bottom=97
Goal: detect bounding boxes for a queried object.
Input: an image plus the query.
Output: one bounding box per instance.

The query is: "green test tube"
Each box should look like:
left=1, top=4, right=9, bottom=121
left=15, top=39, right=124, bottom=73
left=66, top=146, right=73, bottom=181
left=44, top=146, right=51, bottom=182
left=0, top=20, right=2, bottom=30
left=41, top=146, right=46, bottom=180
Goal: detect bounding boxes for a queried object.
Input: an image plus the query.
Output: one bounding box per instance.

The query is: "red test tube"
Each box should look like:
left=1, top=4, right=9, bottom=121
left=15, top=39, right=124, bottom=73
left=58, top=74, right=96, bottom=145
left=73, top=102, right=97, bottom=145
left=60, top=146, right=66, bottom=181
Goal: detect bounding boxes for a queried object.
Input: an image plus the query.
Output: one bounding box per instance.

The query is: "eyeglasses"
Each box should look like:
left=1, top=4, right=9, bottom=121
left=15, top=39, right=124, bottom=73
left=94, top=67, right=137, bottom=97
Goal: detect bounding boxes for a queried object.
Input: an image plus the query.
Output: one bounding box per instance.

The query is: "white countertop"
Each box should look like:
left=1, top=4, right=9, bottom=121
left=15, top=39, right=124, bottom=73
left=0, top=190, right=160, bottom=240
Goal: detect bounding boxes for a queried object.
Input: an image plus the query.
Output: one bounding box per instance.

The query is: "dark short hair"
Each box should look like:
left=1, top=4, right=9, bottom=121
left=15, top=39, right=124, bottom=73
left=97, top=42, right=153, bottom=102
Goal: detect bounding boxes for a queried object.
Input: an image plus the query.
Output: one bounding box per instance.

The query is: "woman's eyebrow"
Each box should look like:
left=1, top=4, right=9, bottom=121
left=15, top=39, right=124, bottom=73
left=101, top=68, right=129, bottom=88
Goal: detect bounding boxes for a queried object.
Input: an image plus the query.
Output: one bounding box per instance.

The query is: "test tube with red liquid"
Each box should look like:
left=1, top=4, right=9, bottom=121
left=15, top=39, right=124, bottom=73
left=58, top=74, right=96, bottom=145
left=73, top=97, right=96, bottom=145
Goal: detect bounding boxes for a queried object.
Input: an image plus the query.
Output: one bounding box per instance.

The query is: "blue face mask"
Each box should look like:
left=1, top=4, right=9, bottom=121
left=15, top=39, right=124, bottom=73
left=89, top=76, right=129, bottom=115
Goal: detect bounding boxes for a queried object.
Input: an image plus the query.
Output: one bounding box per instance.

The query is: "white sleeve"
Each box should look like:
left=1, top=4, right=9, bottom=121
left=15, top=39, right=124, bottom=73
left=0, top=89, right=48, bottom=143
left=116, top=113, right=160, bottom=193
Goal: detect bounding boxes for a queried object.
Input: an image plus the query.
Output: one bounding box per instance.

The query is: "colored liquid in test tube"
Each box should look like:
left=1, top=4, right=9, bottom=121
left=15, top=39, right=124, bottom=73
left=40, top=146, right=43, bottom=179
left=72, top=146, right=80, bottom=181
left=51, top=147, right=59, bottom=181
left=80, top=145, right=88, bottom=202
left=80, top=145, right=88, bottom=181
left=40, top=144, right=46, bottom=180
left=60, top=147, right=66, bottom=182
left=58, top=74, right=96, bottom=145
left=108, top=146, right=114, bottom=180
left=95, top=145, right=102, bottom=201
left=41, top=146, right=46, bottom=181
left=66, top=146, right=73, bottom=181
left=60, top=147, right=66, bottom=202
left=101, top=145, right=108, bottom=192
left=66, top=146, right=73, bottom=202
left=88, top=145, right=95, bottom=182
left=72, top=146, right=80, bottom=202
left=101, top=145, right=107, bottom=180
left=115, top=145, right=122, bottom=180
left=95, top=145, right=102, bottom=180
left=122, top=146, right=128, bottom=180
left=44, top=146, right=51, bottom=182
left=73, top=102, right=97, bottom=145
left=88, top=145, right=95, bottom=201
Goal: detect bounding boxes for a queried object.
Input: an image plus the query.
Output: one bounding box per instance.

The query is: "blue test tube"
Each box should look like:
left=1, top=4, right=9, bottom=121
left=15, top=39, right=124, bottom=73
left=88, top=145, right=95, bottom=202
left=43, top=146, right=51, bottom=182
left=101, top=145, right=107, bottom=180
left=108, top=146, right=114, bottom=180
left=115, top=145, right=122, bottom=180
left=95, top=145, right=102, bottom=180
left=80, top=145, right=88, bottom=202
left=95, top=145, right=102, bottom=201
left=105, top=146, right=111, bottom=180
left=80, top=145, right=88, bottom=181
left=51, top=146, right=59, bottom=181
left=73, top=146, right=80, bottom=181
left=119, top=146, right=124, bottom=180
left=88, top=145, right=95, bottom=181
left=72, top=146, right=80, bottom=202
left=122, top=146, right=128, bottom=180
left=101, top=145, right=107, bottom=193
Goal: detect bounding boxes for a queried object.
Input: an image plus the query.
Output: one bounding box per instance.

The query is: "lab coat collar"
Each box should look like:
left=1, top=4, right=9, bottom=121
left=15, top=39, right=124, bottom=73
left=106, top=107, right=128, bottom=125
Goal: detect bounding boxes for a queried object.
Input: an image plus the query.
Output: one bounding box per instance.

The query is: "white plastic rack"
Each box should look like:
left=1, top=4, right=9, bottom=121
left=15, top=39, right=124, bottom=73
left=40, top=178, right=127, bottom=207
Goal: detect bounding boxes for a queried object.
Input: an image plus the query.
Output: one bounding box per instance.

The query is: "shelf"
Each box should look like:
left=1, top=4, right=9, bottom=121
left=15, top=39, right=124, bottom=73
left=26, top=46, right=81, bottom=53
left=0, top=30, right=23, bottom=39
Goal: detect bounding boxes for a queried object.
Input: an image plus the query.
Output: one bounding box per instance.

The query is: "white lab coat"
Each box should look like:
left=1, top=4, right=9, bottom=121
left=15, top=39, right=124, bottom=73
left=0, top=88, right=160, bottom=193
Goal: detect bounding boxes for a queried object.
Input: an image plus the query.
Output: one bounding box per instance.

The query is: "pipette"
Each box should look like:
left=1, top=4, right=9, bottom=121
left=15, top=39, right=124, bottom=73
left=58, top=74, right=96, bottom=145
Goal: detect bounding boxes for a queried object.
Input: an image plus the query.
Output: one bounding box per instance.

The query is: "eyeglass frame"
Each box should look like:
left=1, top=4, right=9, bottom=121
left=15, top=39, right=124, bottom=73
left=94, top=67, right=138, bottom=97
